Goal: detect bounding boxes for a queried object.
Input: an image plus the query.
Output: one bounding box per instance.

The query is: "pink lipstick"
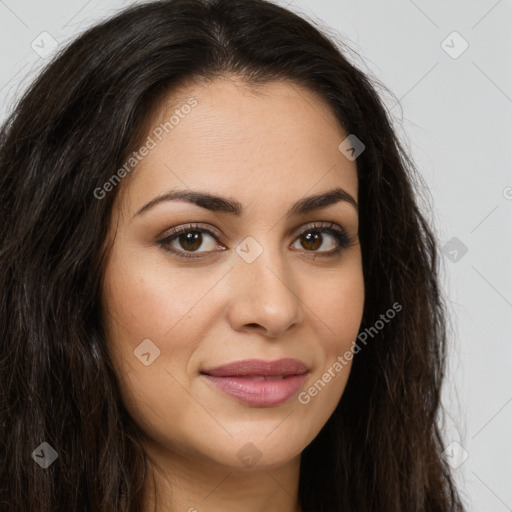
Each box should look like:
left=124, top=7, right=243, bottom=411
left=200, top=358, right=309, bottom=407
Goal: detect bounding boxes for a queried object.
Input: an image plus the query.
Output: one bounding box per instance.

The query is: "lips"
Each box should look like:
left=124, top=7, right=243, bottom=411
left=201, top=358, right=310, bottom=377
left=200, top=358, right=310, bottom=407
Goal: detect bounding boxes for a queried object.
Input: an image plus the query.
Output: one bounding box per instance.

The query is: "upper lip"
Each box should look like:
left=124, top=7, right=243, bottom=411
left=201, top=358, right=310, bottom=377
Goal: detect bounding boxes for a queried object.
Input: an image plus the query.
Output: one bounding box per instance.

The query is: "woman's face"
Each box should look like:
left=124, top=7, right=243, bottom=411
left=102, top=77, right=364, bottom=473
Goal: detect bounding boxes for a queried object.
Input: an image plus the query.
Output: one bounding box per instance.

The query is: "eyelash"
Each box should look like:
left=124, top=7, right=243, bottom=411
left=156, top=222, right=355, bottom=260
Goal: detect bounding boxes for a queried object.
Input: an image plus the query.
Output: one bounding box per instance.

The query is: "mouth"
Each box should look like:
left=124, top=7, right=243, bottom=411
left=201, top=357, right=310, bottom=377
left=200, top=358, right=310, bottom=407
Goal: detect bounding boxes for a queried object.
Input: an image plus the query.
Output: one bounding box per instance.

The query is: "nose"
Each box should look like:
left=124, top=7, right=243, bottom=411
left=225, top=244, right=305, bottom=338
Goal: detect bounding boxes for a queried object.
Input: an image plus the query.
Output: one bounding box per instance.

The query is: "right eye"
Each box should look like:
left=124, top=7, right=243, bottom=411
left=157, top=224, right=226, bottom=259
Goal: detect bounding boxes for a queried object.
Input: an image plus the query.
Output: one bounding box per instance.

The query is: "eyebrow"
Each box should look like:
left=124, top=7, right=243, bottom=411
left=134, top=186, right=358, bottom=218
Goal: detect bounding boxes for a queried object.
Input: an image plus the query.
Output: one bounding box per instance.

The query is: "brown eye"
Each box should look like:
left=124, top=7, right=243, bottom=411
left=299, top=231, right=323, bottom=251
left=292, top=229, right=339, bottom=253
left=290, top=223, right=353, bottom=257
left=169, top=229, right=219, bottom=253
left=158, top=225, right=223, bottom=259
left=177, top=231, right=203, bottom=252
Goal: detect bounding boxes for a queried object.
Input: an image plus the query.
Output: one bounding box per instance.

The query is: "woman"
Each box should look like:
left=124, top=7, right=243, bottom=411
left=0, top=0, right=466, bottom=510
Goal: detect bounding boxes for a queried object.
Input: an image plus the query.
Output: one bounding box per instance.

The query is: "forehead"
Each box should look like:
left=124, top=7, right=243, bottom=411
left=116, top=76, right=358, bottom=217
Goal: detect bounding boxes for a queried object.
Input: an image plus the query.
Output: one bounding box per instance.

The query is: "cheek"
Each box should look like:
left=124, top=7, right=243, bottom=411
left=102, top=247, right=223, bottom=362
left=101, top=246, right=235, bottom=408
left=295, top=264, right=364, bottom=431
left=308, top=263, right=365, bottom=351
left=101, top=255, right=219, bottom=448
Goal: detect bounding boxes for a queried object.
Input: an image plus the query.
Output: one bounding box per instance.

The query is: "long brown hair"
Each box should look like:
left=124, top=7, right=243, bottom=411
left=0, top=0, right=465, bottom=510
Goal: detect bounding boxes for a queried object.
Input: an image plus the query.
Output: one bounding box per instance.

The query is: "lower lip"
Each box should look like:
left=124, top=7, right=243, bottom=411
left=201, top=373, right=308, bottom=407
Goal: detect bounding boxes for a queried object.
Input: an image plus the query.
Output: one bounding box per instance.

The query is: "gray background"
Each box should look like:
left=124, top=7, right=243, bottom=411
left=1, top=0, right=511, bottom=510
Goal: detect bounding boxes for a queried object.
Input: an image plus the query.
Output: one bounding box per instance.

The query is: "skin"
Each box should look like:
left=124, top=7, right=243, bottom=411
left=101, top=76, right=365, bottom=512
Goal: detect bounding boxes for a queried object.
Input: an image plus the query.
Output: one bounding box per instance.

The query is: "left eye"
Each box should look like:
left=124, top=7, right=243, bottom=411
left=290, top=229, right=339, bottom=252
